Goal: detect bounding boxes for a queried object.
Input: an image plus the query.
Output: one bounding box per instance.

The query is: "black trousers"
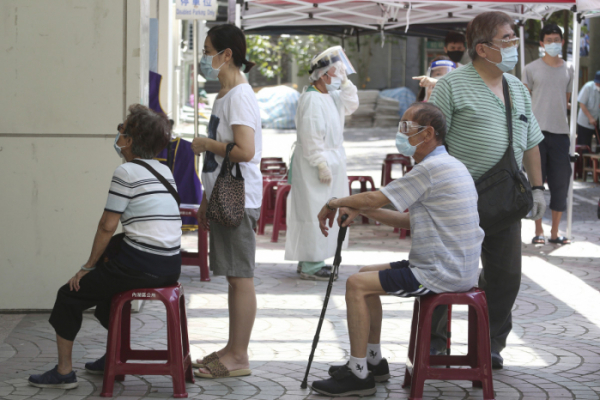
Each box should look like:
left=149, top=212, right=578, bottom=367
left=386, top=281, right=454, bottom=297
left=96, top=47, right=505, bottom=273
left=577, top=124, right=596, bottom=148
left=539, top=131, right=571, bottom=212
left=431, top=221, right=522, bottom=354
left=49, top=259, right=179, bottom=341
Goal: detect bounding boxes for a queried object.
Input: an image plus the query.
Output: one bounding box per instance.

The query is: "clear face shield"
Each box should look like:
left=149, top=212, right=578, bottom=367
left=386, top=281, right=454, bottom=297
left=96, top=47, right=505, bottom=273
left=309, top=46, right=356, bottom=77
left=424, top=60, right=456, bottom=101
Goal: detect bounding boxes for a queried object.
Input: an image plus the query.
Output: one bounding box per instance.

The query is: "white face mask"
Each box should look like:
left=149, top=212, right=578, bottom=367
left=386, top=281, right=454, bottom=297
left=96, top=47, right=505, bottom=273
left=326, top=76, right=342, bottom=92
left=544, top=42, right=562, bottom=57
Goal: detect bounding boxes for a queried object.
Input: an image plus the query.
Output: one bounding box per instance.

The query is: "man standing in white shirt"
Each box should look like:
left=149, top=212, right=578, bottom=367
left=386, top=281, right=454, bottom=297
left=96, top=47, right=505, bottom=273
left=522, top=24, right=574, bottom=245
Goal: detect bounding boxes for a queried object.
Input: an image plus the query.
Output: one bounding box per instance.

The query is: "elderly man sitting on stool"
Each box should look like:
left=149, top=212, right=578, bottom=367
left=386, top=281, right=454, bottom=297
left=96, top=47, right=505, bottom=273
left=312, top=102, right=485, bottom=397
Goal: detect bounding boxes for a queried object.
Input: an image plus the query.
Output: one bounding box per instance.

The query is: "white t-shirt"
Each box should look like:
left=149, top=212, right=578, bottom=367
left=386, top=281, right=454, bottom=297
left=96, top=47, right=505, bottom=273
left=201, top=83, right=263, bottom=209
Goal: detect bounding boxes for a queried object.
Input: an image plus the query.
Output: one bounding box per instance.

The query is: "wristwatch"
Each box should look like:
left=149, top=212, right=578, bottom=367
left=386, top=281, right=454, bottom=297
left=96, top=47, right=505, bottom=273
left=326, top=197, right=337, bottom=211
left=532, top=186, right=545, bottom=191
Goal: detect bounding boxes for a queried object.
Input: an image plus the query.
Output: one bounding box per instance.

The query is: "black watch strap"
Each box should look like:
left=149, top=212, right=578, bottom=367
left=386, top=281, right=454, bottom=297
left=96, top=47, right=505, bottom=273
left=532, top=186, right=545, bottom=191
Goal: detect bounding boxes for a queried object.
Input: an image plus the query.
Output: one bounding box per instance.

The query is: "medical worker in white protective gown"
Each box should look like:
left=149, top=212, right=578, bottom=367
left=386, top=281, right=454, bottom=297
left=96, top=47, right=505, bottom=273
left=285, top=46, right=359, bottom=280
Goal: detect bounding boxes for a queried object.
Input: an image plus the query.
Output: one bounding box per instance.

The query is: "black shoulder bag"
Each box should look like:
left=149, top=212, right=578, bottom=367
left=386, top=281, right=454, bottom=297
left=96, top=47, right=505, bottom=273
left=130, top=159, right=181, bottom=206
left=474, top=77, right=533, bottom=235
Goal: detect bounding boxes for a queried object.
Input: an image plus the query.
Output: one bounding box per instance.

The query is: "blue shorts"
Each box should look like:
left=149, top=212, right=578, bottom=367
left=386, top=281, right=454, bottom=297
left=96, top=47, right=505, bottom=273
left=378, top=260, right=433, bottom=297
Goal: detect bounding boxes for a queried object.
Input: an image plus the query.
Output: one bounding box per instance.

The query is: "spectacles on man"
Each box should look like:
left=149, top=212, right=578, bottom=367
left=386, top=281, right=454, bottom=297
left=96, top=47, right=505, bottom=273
left=486, top=37, right=520, bottom=49
left=543, top=38, right=562, bottom=44
left=398, top=121, right=427, bottom=135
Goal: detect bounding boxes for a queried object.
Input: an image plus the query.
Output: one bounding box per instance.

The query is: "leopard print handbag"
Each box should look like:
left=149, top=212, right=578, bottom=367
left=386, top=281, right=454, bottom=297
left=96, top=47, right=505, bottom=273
left=206, top=143, right=245, bottom=227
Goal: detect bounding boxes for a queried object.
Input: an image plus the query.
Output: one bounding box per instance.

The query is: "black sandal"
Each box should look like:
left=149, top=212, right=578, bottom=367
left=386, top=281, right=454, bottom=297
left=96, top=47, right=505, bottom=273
left=548, top=236, right=571, bottom=245
left=531, top=235, right=546, bottom=245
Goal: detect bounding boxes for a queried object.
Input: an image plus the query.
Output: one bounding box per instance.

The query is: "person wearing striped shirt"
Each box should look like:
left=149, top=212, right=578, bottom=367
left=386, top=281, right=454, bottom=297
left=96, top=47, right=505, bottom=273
left=310, top=103, right=484, bottom=397
left=29, top=105, right=181, bottom=390
left=429, top=11, right=545, bottom=369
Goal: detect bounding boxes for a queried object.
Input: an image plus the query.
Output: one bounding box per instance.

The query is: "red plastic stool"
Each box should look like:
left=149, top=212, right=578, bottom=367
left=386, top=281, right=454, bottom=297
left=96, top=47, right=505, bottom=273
left=260, top=157, right=283, bottom=169
left=381, top=154, right=412, bottom=186
left=101, top=284, right=194, bottom=398
left=348, top=175, right=376, bottom=224
left=271, top=183, right=291, bottom=243
left=179, top=204, right=210, bottom=281
left=402, top=288, right=495, bottom=400
left=258, top=178, right=287, bottom=235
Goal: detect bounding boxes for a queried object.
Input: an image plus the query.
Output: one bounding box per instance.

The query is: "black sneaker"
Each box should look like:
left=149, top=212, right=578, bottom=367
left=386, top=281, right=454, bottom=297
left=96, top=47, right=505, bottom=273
left=491, top=352, right=503, bottom=369
left=85, top=354, right=106, bottom=374
left=328, top=358, right=390, bottom=382
left=29, top=365, right=78, bottom=389
left=311, top=365, right=376, bottom=397
left=430, top=345, right=447, bottom=356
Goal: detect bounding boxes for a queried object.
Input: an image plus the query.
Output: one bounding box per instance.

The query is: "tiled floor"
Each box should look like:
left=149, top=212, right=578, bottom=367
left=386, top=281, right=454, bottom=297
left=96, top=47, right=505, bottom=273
left=1, top=217, right=600, bottom=399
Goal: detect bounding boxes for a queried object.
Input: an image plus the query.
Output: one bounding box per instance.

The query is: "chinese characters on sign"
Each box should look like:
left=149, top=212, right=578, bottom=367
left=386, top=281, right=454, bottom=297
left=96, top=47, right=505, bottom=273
left=176, top=0, right=218, bottom=20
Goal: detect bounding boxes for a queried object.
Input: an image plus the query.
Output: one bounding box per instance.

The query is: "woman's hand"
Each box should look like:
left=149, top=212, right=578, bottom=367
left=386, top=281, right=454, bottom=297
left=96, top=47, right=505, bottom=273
left=192, top=137, right=210, bottom=154
left=412, top=75, right=438, bottom=88
left=197, top=200, right=210, bottom=231
left=68, top=269, right=90, bottom=292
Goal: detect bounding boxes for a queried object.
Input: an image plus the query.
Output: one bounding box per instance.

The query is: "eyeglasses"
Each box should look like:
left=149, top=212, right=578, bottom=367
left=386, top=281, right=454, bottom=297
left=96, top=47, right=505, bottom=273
left=486, top=37, right=520, bottom=49
left=543, top=38, right=562, bottom=44
left=117, top=123, right=128, bottom=136
left=398, top=121, right=427, bottom=135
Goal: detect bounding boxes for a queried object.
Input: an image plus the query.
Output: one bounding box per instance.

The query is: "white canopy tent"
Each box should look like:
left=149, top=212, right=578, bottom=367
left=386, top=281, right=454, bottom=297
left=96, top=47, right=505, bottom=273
left=235, top=0, right=600, bottom=238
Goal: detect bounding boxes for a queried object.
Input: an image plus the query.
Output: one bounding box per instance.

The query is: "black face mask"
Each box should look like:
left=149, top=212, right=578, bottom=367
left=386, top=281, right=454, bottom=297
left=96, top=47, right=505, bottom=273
left=447, top=50, right=464, bottom=63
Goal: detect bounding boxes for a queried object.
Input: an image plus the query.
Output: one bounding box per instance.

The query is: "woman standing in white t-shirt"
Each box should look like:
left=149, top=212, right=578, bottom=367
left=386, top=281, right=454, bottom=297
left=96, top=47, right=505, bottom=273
left=190, top=24, right=262, bottom=379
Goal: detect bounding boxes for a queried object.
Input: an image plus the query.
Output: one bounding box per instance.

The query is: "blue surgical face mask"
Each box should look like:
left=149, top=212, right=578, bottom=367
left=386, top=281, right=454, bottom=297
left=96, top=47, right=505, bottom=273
left=544, top=42, right=562, bottom=57
left=326, top=76, right=342, bottom=92
left=484, top=44, right=519, bottom=73
left=395, top=128, right=426, bottom=157
left=114, top=132, right=127, bottom=159
left=200, top=50, right=225, bottom=81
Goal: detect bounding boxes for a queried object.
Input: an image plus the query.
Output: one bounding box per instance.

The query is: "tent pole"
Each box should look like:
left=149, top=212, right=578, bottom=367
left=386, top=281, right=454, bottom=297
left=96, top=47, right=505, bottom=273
left=235, top=2, right=242, bottom=28
left=566, top=11, right=581, bottom=240
left=519, top=22, right=525, bottom=79
left=193, top=20, right=199, bottom=173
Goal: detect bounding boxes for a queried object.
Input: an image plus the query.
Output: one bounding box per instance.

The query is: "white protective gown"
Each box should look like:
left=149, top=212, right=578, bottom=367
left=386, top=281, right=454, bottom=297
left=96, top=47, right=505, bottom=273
left=285, top=81, right=359, bottom=262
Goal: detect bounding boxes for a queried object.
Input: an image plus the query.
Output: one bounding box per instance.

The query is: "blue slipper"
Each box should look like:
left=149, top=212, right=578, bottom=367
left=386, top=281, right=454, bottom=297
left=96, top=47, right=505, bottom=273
left=85, top=354, right=106, bottom=375
left=29, top=365, right=78, bottom=389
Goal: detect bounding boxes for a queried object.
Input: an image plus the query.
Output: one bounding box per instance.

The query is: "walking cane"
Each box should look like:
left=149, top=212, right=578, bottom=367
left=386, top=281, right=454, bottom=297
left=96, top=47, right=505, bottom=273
left=301, top=214, right=348, bottom=389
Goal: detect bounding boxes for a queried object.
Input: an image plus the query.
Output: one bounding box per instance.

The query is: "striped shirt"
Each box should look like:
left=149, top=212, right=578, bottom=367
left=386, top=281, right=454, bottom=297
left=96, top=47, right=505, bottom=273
left=430, top=63, right=544, bottom=180
left=105, top=160, right=182, bottom=275
left=380, top=146, right=484, bottom=293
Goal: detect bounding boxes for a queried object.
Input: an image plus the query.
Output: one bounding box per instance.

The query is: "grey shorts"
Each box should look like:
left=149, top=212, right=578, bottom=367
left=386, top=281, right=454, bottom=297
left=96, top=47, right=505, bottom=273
left=209, top=208, right=260, bottom=278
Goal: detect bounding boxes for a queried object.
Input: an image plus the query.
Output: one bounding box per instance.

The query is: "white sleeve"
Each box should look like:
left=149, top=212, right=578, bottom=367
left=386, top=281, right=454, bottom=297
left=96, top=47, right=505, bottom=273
left=330, top=80, right=359, bottom=116
left=296, top=93, right=328, bottom=167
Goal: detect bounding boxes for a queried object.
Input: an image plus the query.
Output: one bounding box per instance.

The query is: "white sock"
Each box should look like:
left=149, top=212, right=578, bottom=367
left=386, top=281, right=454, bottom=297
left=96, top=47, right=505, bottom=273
left=349, top=356, right=369, bottom=379
left=366, top=343, right=383, bottom=365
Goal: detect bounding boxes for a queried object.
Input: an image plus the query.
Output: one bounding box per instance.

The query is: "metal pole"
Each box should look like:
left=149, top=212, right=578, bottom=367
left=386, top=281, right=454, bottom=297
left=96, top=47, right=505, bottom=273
left=519, top=23, right=526, bottom=79
left=193, top=19, right=199, bottom=171
left=566, top=12, right=581, bottom=240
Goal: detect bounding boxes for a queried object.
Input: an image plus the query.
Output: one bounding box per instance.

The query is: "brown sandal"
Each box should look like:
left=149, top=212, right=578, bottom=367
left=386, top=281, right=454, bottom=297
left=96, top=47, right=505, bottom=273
left=192, top=351, right=219, bottom=368
left=194, top=358, right=251, bottom=379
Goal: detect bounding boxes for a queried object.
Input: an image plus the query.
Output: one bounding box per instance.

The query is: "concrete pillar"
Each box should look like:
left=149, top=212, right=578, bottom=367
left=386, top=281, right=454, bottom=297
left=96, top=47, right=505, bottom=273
left=0, top=0, right=149, bottom=310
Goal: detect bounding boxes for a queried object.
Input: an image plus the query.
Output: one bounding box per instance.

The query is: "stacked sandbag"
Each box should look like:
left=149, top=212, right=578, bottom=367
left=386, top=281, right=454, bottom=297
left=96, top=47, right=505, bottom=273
left=374, top=95, right=401, bottom=128
left=379, top=87, right=417, bottom=117
left=345, top=90, right=379, bottom=128
left=256, top=85, right=300, bottom=129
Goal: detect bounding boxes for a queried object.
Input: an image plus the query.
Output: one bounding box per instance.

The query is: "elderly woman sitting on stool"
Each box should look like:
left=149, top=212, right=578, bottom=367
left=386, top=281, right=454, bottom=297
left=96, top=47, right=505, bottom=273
left=28, top=104, right=182, bottom=389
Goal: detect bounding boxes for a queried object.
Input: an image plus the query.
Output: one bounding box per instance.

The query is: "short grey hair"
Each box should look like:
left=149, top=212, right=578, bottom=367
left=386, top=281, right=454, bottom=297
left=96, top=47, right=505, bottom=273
left=124, top=104, right=171, bottom=159
left=466, top=12, right=513, bottom=60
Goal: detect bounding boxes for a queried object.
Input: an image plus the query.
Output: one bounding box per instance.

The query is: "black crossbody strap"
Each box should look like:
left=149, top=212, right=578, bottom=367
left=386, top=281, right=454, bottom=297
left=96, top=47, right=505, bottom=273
left=130, top=159, right=181, bottom=206
left=502, top=76, right=513, bottom=147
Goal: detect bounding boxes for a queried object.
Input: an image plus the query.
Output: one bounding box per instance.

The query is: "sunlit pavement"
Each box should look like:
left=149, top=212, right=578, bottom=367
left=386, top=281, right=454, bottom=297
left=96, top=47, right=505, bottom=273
left=1, top=128, right=600, bottom=399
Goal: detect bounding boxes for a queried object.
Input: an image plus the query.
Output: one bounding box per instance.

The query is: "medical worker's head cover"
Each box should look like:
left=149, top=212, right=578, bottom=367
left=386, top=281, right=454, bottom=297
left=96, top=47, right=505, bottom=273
left=308, top=46, right=356, bottom=82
